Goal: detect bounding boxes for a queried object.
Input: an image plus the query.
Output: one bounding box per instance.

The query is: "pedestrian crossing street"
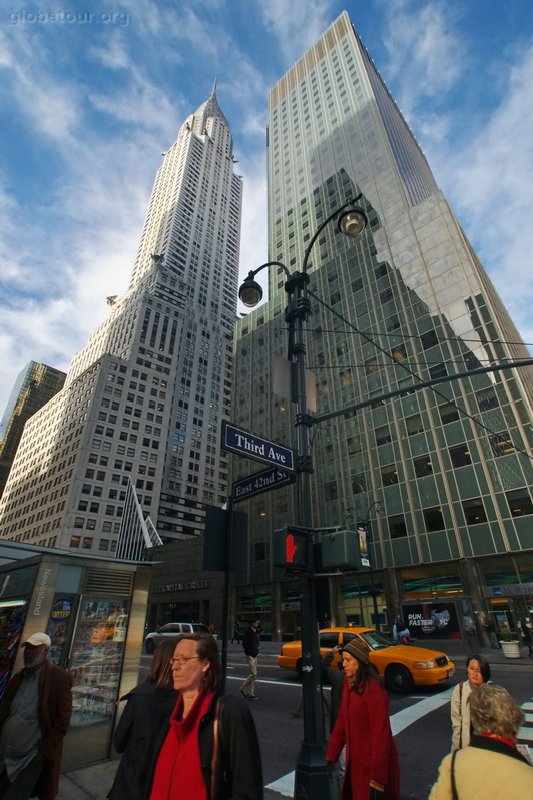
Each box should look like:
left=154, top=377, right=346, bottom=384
left=266, top=688, right=454, bottom=796
left=266, top=690, right=533, bottom=794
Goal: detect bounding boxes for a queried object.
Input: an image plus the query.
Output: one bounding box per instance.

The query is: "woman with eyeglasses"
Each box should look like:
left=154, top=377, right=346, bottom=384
left=450, top=654, right=491, bottom=751
left=148, top=632, right=263, bottom=800
left=108, top=639, right=178, bottom=800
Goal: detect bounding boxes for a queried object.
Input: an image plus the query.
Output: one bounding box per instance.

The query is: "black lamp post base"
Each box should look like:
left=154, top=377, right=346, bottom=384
left=294, top=742, right=332, bottom=800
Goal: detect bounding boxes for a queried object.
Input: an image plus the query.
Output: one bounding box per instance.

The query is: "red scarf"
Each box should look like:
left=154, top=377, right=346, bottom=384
left=479, top=732, right=517, bottom=750
left=150, top=689, right=214, bottom=800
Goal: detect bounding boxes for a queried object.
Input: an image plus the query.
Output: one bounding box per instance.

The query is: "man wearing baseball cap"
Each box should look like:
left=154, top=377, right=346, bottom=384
left=0, top=631, right=73, bottom=800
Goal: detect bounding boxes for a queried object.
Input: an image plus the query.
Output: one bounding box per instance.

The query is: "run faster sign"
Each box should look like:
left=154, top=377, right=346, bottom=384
left=222, top=422, right=295, bottom=473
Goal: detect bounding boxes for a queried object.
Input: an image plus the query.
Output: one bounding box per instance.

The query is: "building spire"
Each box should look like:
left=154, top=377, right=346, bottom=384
left=187, top=86, right=230, bottom=140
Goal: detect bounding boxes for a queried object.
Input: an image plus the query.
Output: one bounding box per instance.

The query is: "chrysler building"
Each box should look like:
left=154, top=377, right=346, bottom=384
left=0, top=89, right=242, bottom=553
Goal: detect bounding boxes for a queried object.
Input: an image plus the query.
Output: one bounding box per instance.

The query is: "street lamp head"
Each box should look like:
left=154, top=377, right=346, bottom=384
left=238, top=272, right=263, bottom=307
left=338, top=207, right=368, bottom=238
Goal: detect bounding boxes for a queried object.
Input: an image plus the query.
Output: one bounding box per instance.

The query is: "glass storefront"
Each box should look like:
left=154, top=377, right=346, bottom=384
left=236, top=588, right=272, bottom=638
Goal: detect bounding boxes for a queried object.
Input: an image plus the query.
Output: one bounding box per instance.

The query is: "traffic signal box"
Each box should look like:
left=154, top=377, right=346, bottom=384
left=319, top=529, right=361, bottom=570
left=273, top=525, right=312, bottom=571
left=273, top=527, right=365, bottom=572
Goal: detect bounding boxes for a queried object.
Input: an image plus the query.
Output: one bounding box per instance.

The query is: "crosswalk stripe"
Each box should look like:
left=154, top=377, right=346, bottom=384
left=518, top=726, right=533, bottom=742
left=390, top=687, right=453, bottom=736
left=517, top=696, right=533, bottom=765
left=266, top=771, right=295, bottom=796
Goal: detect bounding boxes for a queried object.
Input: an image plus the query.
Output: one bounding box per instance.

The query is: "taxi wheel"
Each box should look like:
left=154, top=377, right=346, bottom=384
left=385, top=664, right=413, bottom=693
left=145, top=639, right=155, bottom=654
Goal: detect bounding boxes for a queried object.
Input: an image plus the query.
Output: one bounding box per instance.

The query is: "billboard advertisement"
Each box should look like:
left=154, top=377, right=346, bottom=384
left=402, top=601, right=461, bottom=639
left=358, top=525, right=370, bottom=568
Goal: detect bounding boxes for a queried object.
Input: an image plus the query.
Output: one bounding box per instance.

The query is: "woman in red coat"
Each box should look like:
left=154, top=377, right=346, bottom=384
left=326, top=639, right=400, bottom=800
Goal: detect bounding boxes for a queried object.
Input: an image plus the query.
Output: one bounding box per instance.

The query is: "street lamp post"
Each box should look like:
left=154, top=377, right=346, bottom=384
left=362, top=499, right=384, bottom=629
left=239, top=197, right=367, bottom=800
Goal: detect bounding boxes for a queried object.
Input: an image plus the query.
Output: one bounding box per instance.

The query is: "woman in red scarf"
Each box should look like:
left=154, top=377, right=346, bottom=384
left=148, top=633, right=263, bottom=800
left=430, top=684, right=533, bottom=798
left=326, top=639, right=400, bottom=800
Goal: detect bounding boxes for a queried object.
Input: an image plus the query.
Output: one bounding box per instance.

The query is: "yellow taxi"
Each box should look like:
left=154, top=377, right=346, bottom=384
left=277, top=626, right=455, bottom=692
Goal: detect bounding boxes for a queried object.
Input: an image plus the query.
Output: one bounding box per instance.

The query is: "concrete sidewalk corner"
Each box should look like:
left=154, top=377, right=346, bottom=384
left=57, top=759, right=291, bottom=800
left=57, top=760, right=118, bottom=800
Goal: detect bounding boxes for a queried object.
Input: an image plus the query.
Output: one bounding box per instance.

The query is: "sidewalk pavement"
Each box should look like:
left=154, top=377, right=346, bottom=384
left=56, top=639, right=531, bottom=800
left=57, top=759, right=286, bottom=800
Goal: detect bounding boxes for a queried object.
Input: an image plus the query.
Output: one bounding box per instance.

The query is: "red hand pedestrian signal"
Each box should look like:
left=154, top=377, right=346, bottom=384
left=286, top=533, right=299, bottom=563
left=273, top=525, right=312, bottom=570
left=284, top=527, right=309, bottom=569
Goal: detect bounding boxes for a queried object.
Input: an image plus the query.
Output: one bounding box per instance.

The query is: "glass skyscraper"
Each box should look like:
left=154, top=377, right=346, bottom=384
left=0, top=362, right=66, bottom=499
left=0, top=89, right=241, bottom=553
left=231, top=12, right=533, bottom=640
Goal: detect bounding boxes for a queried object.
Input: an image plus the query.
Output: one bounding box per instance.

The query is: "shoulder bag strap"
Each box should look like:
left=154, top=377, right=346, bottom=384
left=210, top=698, right=221, bottom=800
left=458, top=681, right=463, bottom=749
left=451, top=749, right=459, bottom=800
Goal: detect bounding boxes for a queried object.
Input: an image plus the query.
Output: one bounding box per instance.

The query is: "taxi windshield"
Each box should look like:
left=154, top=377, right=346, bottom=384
left=360, top=630, right=395, bottom=650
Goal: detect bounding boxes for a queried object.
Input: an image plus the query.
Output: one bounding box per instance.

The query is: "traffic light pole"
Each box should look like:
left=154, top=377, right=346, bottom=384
left=220, top=496, right=233, bottom=694
left=238, top=198, right=368, bottom=800
left=286, top=269, right=329, bottom=800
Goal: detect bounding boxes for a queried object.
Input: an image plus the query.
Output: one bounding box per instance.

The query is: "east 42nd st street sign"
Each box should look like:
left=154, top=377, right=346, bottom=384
left=231, top=466, right=296, bottom=504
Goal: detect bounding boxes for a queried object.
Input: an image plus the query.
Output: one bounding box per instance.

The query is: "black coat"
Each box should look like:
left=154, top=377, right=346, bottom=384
left=146, top=692, right=263, bottom=800
left=242, top=627, right=260, bottom=658
left=107, top=681, right=178, bottom=800
left=321, top=651, right=344, bottom=733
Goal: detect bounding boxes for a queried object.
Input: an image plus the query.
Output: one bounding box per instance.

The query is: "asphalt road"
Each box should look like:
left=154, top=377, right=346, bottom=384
left=140, top=641, right=533, bottom=799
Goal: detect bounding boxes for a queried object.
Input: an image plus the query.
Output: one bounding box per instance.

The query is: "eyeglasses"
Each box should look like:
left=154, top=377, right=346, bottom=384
left=169, top=656, right=201, bottom=666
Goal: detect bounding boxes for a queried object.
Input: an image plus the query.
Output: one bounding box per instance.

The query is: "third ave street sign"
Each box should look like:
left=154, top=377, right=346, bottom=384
left=222, top=421, right=295, bottom=472
left=232, top=466, right=296, bottom=504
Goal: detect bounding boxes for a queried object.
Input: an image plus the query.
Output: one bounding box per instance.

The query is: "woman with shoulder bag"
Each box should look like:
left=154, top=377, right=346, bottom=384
left=108, top=639, right=178, bottom=800
left=147, top=632, right=263, bottom=800
left=450, top=654, right=491, bottom=751
left=430, top=684, right=533, bottom=798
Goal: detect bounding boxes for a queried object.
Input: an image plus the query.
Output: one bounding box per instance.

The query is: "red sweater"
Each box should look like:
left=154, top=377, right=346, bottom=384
left=150, top=690, right=214, bottom=800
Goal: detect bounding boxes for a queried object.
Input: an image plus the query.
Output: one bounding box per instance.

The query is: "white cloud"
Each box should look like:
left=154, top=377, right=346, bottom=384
left=239, top=156, right=268, bottom=275
left=381, top=0, right=465, bottom=119
left=88, top=77, right=178, bottom=128
left=257, top=0, right=339, bottom=65
left=441, top=45, right=533, bottom=346
left=88, top=35, right=132, bottom=70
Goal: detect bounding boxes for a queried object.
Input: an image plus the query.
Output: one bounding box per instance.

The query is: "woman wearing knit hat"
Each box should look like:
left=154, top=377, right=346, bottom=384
left=326, top=638, right=400, bottom=800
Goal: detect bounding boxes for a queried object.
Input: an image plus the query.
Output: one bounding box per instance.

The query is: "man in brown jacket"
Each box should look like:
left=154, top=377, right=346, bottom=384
left=0, top=632, right=73, bottom=800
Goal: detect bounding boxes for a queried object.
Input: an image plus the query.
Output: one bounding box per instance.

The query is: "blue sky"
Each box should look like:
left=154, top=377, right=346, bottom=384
left=1, top=0, right=532, bottom=416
